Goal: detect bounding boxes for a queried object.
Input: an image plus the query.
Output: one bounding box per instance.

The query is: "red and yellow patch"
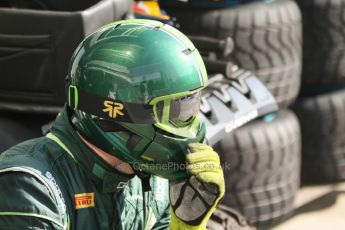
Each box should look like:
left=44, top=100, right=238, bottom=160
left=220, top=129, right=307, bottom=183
left=74, top=193, right=95, bottom=209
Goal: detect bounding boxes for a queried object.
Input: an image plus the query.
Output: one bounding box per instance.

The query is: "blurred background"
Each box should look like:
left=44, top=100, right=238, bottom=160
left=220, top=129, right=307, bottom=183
left=0, top=0, right=345, bottom=229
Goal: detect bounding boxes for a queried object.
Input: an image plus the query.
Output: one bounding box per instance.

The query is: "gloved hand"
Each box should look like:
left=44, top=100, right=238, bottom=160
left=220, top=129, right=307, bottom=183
left=169, top=143, right=225, bottom=230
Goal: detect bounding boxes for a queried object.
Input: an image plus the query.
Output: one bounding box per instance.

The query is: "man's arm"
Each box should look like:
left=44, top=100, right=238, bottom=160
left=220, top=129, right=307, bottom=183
left=0, top=172, right=65, bottom=230
left=169, top=143, right=225, bottom=230
left=152, top=143, right=225, bottom=230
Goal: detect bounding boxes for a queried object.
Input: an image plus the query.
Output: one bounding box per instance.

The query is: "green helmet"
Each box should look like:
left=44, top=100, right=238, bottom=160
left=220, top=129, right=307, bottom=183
left=66, top=19, right=208, bottom=179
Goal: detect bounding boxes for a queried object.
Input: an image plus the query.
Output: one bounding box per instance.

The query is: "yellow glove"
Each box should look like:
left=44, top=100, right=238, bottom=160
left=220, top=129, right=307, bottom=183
left=169, top=143, right=225, bottom=230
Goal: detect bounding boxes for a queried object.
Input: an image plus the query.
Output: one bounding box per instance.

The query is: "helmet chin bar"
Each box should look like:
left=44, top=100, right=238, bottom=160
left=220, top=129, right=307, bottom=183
left=70, top=103, right=206, bottom=180
left=137, top=123, right=206, bottom=180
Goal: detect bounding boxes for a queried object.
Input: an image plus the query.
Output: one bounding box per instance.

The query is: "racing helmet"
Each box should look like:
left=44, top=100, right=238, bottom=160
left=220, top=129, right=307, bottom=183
left=67, top=19, right=208, bottom=179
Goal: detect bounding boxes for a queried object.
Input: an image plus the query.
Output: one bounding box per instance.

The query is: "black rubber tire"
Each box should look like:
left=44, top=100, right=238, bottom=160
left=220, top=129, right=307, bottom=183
left=0, top=117, right=37, bottom=153
left=207, top=205, right=254, bottom=230
left=293, top=89, right=345, bottom=184
left=296, top=0, right=345, bottom=87
left=0, top=113, right=55, bottom=153
left=166, top=0, right=302, bottom=108
left=214, top=110, right=301, bottom=227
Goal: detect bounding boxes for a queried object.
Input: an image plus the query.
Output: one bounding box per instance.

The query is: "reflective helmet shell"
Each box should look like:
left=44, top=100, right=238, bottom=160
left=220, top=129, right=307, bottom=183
left=67, top=19, right=208, bottom=179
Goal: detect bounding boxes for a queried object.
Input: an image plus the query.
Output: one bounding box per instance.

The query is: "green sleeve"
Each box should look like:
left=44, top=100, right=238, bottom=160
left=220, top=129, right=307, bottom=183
left=0, top=172, right=65, bottom=230
left=151, top=203, right=170, bottom=230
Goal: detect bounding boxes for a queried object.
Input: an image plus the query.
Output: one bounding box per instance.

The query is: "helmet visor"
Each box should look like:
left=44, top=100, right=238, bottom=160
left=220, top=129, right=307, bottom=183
left=169, top=92, right=201, bottom=126
left=151, top=89, right=203, bottom=138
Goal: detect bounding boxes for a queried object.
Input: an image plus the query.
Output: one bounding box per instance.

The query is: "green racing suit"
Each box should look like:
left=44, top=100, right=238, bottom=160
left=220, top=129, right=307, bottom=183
left=0, top=106, right=170, bottom=230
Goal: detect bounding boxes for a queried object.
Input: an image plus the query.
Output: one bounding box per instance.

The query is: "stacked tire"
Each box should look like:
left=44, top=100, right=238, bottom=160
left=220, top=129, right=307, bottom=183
left=214, top=111, right=301, bottom=226
left=162, top=0, right=303, bottom=227
left=296, top=0, right=345, bottom=86
left=294, top=0, right=345, bottom=184
left=162, top=0, right=302, bottom=108
left=293, top=90, right=345, bottom=183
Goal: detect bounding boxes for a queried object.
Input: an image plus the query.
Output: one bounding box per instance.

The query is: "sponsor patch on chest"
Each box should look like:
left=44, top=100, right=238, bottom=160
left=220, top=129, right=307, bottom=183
left=74, top=193, right=95, bottom=209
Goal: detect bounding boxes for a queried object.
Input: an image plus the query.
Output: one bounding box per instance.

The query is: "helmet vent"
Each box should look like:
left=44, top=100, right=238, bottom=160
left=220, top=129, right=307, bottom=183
left=152, top=26, right=160, bottom=31
left=182, top=48, right=193, bottom=55
left=114, top=23, right=121, bottom=28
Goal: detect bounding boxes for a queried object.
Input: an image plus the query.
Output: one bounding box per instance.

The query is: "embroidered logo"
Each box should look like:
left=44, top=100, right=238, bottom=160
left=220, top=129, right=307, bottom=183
left=74, top=193, right=95, bottom=209
left=103, top=100, right=124, bottom=118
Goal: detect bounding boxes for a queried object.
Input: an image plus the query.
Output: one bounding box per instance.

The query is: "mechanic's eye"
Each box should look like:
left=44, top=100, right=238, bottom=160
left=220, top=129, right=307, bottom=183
left=169, top=92, right=201, bottom=125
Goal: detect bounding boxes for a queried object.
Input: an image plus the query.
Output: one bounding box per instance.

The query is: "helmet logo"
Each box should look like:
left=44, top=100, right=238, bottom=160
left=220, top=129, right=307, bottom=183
left=103, top=100, right=124, bottom=118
